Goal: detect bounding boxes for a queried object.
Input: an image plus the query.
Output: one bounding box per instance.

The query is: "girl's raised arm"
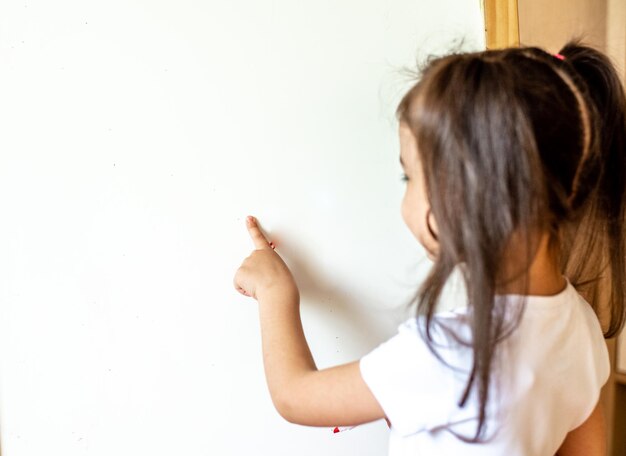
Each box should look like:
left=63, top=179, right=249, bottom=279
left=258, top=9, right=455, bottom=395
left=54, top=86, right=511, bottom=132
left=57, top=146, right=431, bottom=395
left=233, top=216, right=385, bottom=426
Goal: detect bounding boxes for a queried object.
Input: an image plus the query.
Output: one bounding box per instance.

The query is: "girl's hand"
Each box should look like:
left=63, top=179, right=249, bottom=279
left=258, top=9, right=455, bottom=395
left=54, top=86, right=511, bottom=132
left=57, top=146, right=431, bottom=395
left=233, top=216, right=297, bottom=300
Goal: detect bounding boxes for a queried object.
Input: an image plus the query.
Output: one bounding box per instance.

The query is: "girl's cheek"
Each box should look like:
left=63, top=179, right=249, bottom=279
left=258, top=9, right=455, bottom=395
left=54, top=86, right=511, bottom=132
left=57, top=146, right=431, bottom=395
left=401, top=191, right=422, bottom=241
left=401, top=195, right=408, bottom=226
left=402, top=192, right=434, bottom=251
left=401, top=192, right=413, bottom=230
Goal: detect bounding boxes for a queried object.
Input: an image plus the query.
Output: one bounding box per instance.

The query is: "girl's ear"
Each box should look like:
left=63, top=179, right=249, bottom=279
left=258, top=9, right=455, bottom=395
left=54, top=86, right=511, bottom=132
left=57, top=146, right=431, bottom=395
left=421, top=208, right=440, bottom=261
left=426, top=208, right=439, bottom=240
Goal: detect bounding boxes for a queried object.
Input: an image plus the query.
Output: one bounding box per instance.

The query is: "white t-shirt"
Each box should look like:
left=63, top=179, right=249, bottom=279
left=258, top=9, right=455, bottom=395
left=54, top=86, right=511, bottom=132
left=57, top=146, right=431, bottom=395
left=360, top=279, right=610, bottom=455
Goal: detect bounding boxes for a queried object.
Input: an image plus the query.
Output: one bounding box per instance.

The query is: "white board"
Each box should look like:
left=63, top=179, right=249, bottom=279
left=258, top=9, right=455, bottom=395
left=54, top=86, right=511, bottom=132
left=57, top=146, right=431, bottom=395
left=0, top=1, right=484, bottom=454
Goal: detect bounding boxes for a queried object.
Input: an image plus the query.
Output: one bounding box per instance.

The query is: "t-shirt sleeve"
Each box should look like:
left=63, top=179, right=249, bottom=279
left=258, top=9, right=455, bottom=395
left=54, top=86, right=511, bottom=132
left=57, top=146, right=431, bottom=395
left=568, top=301, right=611, bottom=430
left=359, top=320, right=462, bottom=436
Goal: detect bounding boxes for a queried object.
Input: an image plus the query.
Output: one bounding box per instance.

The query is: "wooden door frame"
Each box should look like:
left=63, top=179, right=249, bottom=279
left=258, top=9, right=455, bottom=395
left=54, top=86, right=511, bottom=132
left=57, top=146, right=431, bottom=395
left=484, top=0, right=520, bottom=49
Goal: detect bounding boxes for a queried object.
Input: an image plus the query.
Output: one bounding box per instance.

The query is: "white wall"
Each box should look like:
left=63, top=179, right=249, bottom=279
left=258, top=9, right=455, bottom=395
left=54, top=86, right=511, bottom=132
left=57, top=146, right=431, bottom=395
left=0, top=1, right=484, bottom=454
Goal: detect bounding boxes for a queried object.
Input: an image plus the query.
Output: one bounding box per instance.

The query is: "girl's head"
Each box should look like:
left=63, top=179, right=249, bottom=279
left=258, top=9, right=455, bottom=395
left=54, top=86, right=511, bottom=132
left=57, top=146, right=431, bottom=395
left=396, top=42, right=626, bottom=440
left=399, top=47, right=590, bottom=262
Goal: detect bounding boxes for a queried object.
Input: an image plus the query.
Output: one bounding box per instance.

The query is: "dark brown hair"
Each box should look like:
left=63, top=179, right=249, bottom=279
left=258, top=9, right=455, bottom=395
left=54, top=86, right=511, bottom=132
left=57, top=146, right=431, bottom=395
left=396, top=41, right=626, bottom=441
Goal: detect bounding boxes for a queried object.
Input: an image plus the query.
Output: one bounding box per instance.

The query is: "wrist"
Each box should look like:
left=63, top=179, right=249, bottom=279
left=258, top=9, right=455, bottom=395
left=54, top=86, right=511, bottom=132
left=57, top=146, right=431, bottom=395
left=256, top=282, right=299, bottom=305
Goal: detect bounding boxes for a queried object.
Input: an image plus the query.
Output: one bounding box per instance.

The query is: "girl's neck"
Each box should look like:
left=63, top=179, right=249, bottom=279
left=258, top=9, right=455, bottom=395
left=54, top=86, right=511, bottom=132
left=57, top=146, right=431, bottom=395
left=496, top=232, right=567, bottom=297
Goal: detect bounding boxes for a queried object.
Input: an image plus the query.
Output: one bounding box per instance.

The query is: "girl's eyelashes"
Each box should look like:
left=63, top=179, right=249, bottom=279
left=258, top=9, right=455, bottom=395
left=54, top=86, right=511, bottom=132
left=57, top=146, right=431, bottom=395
left=400, top=173, right=409, bottom=183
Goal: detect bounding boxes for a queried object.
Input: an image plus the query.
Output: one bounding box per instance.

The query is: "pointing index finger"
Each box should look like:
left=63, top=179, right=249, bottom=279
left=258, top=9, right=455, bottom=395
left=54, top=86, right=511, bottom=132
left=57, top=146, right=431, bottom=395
left=246, top=216, right=272, bottom=250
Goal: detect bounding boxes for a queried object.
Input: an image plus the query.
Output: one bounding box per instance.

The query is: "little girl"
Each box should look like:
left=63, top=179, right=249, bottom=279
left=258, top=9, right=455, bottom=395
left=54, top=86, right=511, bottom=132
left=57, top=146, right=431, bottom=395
left=233, top=41, right=626, bottom=455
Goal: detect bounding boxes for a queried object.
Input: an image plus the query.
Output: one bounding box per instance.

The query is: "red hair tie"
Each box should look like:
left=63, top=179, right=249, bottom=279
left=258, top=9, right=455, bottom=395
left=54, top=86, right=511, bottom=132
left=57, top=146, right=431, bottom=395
left=554, top=53, right=565, bottom=61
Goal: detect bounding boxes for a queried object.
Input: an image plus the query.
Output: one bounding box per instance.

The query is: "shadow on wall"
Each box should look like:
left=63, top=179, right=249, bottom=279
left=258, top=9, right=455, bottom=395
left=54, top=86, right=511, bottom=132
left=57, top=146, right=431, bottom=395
left=271, top=228, right=420, bottom=352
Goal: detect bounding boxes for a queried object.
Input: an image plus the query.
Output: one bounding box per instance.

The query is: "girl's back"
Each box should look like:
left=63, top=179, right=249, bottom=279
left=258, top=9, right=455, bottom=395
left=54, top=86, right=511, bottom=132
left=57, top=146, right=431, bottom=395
left=361, top=279, right=609, bottom=454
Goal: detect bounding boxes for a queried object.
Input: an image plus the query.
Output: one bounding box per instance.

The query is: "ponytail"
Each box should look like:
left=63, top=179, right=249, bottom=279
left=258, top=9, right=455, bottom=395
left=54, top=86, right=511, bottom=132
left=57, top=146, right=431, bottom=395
left=558, top=41, right=626, bottom=338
